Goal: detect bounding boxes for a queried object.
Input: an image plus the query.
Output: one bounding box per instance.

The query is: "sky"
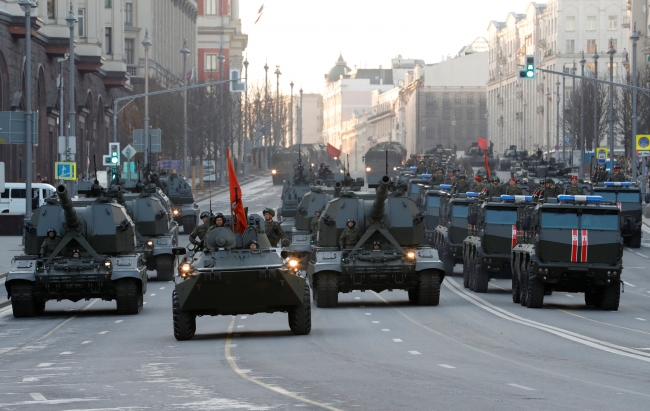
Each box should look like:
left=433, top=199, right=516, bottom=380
left=238, top=0, right=529, bottom=94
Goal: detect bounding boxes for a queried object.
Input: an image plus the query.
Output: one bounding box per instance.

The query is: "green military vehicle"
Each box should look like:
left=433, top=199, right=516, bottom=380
left=157, top=173, right=200, bottom=233
left=172, top=215, right=310, bottom=340
left=6, top=185, right=148, bottom=317
left=593, top=182, right=643, bottom=248
left=407, top=175, right=432, bottom=202
left=432, top=186, right=478, bottom=275
left=364, top=142, right=407, bottom=186
left=419, top=186, right=444, bottom=246
left=307, top=175, right=445, bottom=307
left=463, top=194, right=533, bottom=293
left=511, top=194, right=623, bottom=310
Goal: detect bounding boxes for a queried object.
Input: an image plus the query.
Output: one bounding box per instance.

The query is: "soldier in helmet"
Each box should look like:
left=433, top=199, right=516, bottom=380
left=542, top=178, right=561, bottom=199
left=430, top=168, right=445, bottom=185
left=248, top=239, right=259, bottom=250
left=311, top=210, right=321, bottom=233
left=565, top=175, right=585, bottom=195
left=416, top=160, right=428, bottom=174
left=593, top=165, right=608, bottom=183
left=487, top=177, right=504, bottom=197
left=339, top=219, right=361, bottom=250
left=263, top=208, right=285, bottom=247
left=609, top=164, right=626, bottom=182
left=189, top=211, right=213, bottom=247
left=505, top=177, right=523, bottom=195
left=40, top=228, right=61, bottom=258
left=455, top=174, right=470, bottom=193
left=372, top=241, right=381, bottom=251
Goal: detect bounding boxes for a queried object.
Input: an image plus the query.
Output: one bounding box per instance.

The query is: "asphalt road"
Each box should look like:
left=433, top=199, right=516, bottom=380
left=1, top=176, right=649, bottom=410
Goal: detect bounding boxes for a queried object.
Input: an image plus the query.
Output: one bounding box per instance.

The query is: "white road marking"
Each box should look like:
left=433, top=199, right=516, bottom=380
left=81, top=341, right=91, bottom=344
left=365, top=313, right=372, bottom=315
left=236, top=325, right=245, bottom=328
left=408, top=351, right=421, bottom=355
left=240, top=316, right=247, bottom=319
left=635, top=318, right=647, bottom=321
left=160, top=287, right=165, bottom=289
left=438, top=364, right=456, bottom=369
left=59, top=351, right=73, bottom=355
left=634, top=252, right=648, bottom=259
left=626, top=267, right=645, bottom=269
left=381, top=329, right=390, bottom=332
left=565, top=294, right=573, bottom=297
left=22, top=377, right=38, bottom=382
left=98, top=331, right=109, bottom=335
left=36, top=363, right=53, bottom=367
left=29, top=393, right=47, bottom=401
left=229, top=344, right=237, bottom=348
left=624, top=281, right=636, bottom=287
left=392, top=339, right=402, bottom=343
left=143, top=302, right=147, bottom=304
left=508, top=383, right=536, bottom=391
left=150, top=294, right=156, bottom=296
left=114, top=320, right=123, bottom=323
left=354, top=297, right=360, bottom=300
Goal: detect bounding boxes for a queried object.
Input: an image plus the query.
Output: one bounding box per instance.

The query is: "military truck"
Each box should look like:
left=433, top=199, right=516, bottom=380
left=157, top=173, right=200, bottom=233
left=364, top=142, right=407, bottom=186
left=593, top=182, right=643, bottom=248
left=432, top=188, right=478, bottom=275
left=172, top=215, right=310, bottom=340
left=511, top=195, right=623, bottom=310
left=270, top=145, right=313, bottom=185
left=463, top=195, right=533, bottom=293
left=307, top=175, right=445, bottom=308
left=278, top=166, right=315, bottom=240
left=6, top=185, right=148, bottom=317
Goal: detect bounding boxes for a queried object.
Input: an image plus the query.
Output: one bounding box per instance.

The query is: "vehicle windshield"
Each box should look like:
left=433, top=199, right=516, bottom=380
left=541, top=212, right=578, bottom=228
left=617, top=192, right=640, bottom=203
left=427, top=196, right=440, bottom=207
left=452, top=204, right=468, bottom=218
left=581, top=213, right=618, bottom=230
left=486, top=209, right=517, bottom=224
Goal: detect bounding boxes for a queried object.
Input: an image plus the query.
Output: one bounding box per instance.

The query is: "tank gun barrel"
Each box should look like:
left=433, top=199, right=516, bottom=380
left=57, top=184, right=80, bottom=231
left=369, top=175, right=391, bottom=222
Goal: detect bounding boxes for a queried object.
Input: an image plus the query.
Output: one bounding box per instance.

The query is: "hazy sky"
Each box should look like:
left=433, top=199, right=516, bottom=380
left=239, top=0, right=527, bottom=94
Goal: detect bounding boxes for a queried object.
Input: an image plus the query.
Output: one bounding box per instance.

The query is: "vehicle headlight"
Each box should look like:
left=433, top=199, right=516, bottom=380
left=366, top=167, right=372, bottom=172
left=147, top=240, right=154, bottom=247
left=340, top=170, right=344, bottom=174
left=406, top=251, right=416, bottom=259
left=104, top=260, right=112, bottom=269
left=173, top=209, right=180, bottom=215
left=288, top=259, right=299, bottom=268
left=271, top=169, right=277, bottom=175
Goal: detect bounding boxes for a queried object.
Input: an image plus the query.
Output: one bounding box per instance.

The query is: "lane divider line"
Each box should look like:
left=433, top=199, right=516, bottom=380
left=224, top=317, right=344, bottom=411
left=550, top=307, right=650, bottom=336
left=508, top=383, right=536, bottom=391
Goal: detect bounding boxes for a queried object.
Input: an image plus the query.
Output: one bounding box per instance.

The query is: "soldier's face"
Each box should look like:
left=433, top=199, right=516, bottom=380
left=48, top=232, right=54, bottom=238
left=201, top=217, right=208, bottom=224
left=264, top=213, right=272, bottom=221
left=315, top=212, right=321, bottom=217
left=509, top=180, right=516, bottom=186
left=249, top=243, right=258, bottom=249
left=216, top=218, right=224, bottom=226
left=571, top=180, right=578, bottom=187
left=347, top=222, right=354, bottom=228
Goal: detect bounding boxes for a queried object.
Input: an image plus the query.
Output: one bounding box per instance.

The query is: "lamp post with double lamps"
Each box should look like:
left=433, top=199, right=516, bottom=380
left=243, top=57, right=249, bottom=177
left=142, top=29, right=152, bottom=168
left=630, top=25, right=640, bottom=181
left=608, top=41, right=616, bottom=169
left=274, top=66, right=281, bottom=147
left=181, top=39, right=190, bottom=178
left=218, top=49, right=226, bottom=185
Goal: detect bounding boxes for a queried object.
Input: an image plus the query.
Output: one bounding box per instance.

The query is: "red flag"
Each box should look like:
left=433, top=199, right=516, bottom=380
left=484, top=151, right=492, bottom=178
left=327, top=143, right=342, bottom=158
left=478, top=137, right=488, bottom=150
left=226, top=149, right=248, bottom=234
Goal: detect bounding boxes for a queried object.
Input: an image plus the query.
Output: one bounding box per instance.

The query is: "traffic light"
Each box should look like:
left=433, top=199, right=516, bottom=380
left=518, top=55, right=536, bottom=79
left=109, top=143, right=120, bottom=166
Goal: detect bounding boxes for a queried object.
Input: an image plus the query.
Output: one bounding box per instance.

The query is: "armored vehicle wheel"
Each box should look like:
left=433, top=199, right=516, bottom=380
left=462, top=257, right=470, bottom=288
left=289, top=283, right=312, bottom=335
left=525, top=264, right=544, bottom=309
left=628, top=232, right=642, bottom=249
left=519, top=262, right=528, bottom=306
left=417, top=271, right=441, bottom=306
left=442, top=251, right=454, bottom=276
left=314, top=272, right=338, bottom=308
left=599, top=281, right=621, bottom=311
left=115, top=279, right=143, bottom=315
left=408, top=289, right=419, bottom=305
left=472, top=260, right=489, bottom=293
left=172, top=289, right=196, bottom=340
left=584, top=290, right=599, bottom=307
left=182, top=215, right=196, bottom=233
left=10, top=282, right=39, bottom=318
left=156, top=255, right=175, bottom=282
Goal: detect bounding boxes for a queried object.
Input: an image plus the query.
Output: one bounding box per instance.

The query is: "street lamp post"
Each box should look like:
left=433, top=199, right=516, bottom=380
left=142, top=29, right=152, bottom=168
left=274, top=66, right=281, bottom=147
left=522, top=102, right=527, bottom=150
left=562, top=75, right=566, bottom=161
left=608, top=41, right=616, bottom=169
left=243, top=57, right=249, bottom=177
left=631, top=25, right=640, bottom=182
left=180, top=39, right=190, bottom=178
left=218, top=48, right=226, bottom=185
left=546, top=89, right=551, bottom=161
left=289, top=81, right=294, bottom=145
left=556, top=79, right=560, bottom=159
left=19, top=0, right=36, bottom=224
left=580, top=53, right=586, bottom=178
left=571, top=62, right=576, bottom=171
left=299, top=87, right=303, bottom=145
left=593, top=50, right=599, bottom=165
left=263, top=62, right=269, bottom=171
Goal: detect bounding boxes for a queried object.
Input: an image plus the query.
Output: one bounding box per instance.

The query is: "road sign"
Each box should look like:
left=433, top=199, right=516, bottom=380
left=564, top=136, right=571, bottom=144
left=639, top=151, right=650, bottom=157
left=55, top=162, right=76, bottom=180
left=229, top=70, right=246, bottom=92
left=133, top=129, right=162, bottom=153
left=0, top=111, right=39, bottom=145
left=636, top=135, right=650, bottom=151
left=158, top=160, right=182, bottom=170
left=596, top=147, right=609, bottom=164
left=554, top=145, right=560, bottom=152
left=122, top=144, right=136, bottom=160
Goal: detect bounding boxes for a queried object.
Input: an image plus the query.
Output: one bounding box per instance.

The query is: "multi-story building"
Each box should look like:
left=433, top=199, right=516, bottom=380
left=487, top=0, right=628, bottom=157
left=294, top=93, right=323, bottom=145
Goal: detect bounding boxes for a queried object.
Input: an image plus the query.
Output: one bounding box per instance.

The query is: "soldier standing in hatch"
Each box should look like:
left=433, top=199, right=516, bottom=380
left=542, top=178, right=562, bottom=199
left=487, top=177, right=504, bottom=197
left=564, top=175, right=585, bottom=195
left=416, top=160, right=428, bottom=174
left=263, top=208, right=285, bottom=247
left=311, top=210, right=321, bottom=233
left=189, top=211, right=213, bottom=246
left=608, top=164, right=626, bottom=182
left=40, top=228, right=61, bottom=258
left=455, top=174, right=470, bottom=193
left=430, top=168, right=446, bottom=185
left=505, top=177, right=523, bottom=195
left=339, top=219, right=361, bottom=250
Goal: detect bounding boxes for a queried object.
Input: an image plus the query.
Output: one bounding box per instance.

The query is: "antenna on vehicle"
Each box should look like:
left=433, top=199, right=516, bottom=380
left=385, top=150, right=388, bottom=175
left=93, top=155, right=98, bottom=183
left=346, top=154, right=350, bottom=177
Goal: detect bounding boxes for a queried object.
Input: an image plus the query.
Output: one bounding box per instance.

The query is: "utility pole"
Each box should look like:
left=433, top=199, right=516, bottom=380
left=218, top=48, right=226, bottom=186
left=608, top=41, right=616, bottom=169
left=631, top=25, right=640, bottom=181
left=142, top=29, right=152, bottom=168
left=546, top=89, right=551, bottom=161
left=299, top=87, right=303, bottom=145
left=263, top=62, right=269, bottom=171
left=243, top=57, right=249, bottom=177
left=556, top=79, right=560, bottom=159
left=289, top=81, right=294, bottom=145
left=181, top=39, right=190, bottom=178
left=580, top=53, right=586, bottom=178
left=562, top=75, right=566, bottom=161
left=593, top=50, right=599, bottom=165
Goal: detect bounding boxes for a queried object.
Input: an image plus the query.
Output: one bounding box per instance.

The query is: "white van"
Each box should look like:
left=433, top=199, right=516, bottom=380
left=0, top=183, right=57, bottom=214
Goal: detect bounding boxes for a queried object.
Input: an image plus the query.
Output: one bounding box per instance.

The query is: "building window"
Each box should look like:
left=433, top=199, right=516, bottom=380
left=442, top=108, right=450, bottom=120
left=467, top=109, right=475, bottom=120
left=47, top=0, right=56, bottom=19
left=105, top=0, right=111, bottom=7
left=454, top=109, right=462, bottom=120
left=124, top=2, right=133, bottom=26
left=610, top=39, right=617, bottom=51
left=425, top=93, right=435, bottom=104
left=587, top=39, right=596, bottom=53
left=105, top=28, right=112, bottom=54
left=205, top=0, right=217, bottom=15
left=566, top=39, right=575, bottom=54
left=586, top=16, right=596, bottom=31
left=425, top=106, right=436, bottom=117
left=565, top=16, right=575, bottom=31
left=454, top=94, right=461, bottom=104
left=77, top=8, right=85, bottom=37
left=205, top=54, right=219, bottom=71
left=124, top=39, right=134, bottom=64
left=608, top=15, right=617, bottom=29
left=443, top=93, right=450, bottom=106
left=467, top=93, right=474, bottom=104
left=455, top=128, right=461, bottom=139
left=479, top=95, right=486, bottom=106
left=607, top=63, right=617, bottom=77
left=426, top=127, right=435, bottom=139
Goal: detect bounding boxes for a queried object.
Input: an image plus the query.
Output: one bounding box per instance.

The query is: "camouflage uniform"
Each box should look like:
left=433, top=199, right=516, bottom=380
left=311, top=216, right=320, bottom=233
left=455, top=181, right=470, bottom=193
left=430, top=174, right=445, bottom=185
left=487, top=184, right=504, bottom=198
left=506, top=185, right=523, bottom=195
left=40, top=237, right=61, bottom=256
left=416, top=165, right=428, bottom=174
left=543, top=185, right=562, bottom=199
left=265, top=220, right=286, bottom=247
left=608, top=172, right=626, bottom=182
left=564, top=185, right=585, bottom=195
left=189, top=223, right=212, bottom=245
left=339, top=227, right=361, bottom=249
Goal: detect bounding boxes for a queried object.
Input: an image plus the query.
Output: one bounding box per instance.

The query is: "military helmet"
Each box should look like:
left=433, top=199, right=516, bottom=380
left=47, top=228, right=57, bottom=235
left=200, top=211, right=210, bottom=219
left=263, top=207, right=275, bottom=217
left=249, top=239, right=259, bottom=246
left=347, top=218, right=356, bottom=226
left=614, top=164, right=621, bottom=170
left=72, top=249, right=80, bottom=254
left=492, top=176, right=500, bottom=183
left=545, top=177, right=554, bottom=184
left=458, top=174, right=466, bottom=180
left=373, top=241, right=380, bottom=246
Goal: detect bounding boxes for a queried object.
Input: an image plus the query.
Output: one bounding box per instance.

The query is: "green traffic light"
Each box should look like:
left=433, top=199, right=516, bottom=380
left=111, top=157, right=118, bottom=164
left=526, top=71, right=534, bottom=78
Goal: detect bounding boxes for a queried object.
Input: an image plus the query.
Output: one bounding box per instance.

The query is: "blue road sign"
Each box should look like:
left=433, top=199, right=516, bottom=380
left=564, top=137, right=571, bottom=144
left=55, top=162, right=76, bottom=180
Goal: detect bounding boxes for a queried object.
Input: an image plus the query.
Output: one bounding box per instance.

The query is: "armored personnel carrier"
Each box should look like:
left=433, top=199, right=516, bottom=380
left=6, top=185, right=148, bottom=317
left=172, top=215, right=310, bottom=340
left=432, top=188, right=479, bottom=275
left=278, top=166, right=314, bottom=240
left=157, top=173, right=200, bottom=233
left=419, top=186, right=444, bottom=246
left=463, top=195, right=533, bottom=293
left=593, top=182, right=642, bottom=248
left=307, top=175, right=445, bottom=308
left=511, top=195, right=623, bottom=310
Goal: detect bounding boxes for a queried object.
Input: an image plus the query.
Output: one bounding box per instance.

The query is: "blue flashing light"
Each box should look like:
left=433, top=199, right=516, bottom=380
left=500, top=195, right=533, bottom=202
left=439, top=184, right=452, bottom=190
left=421, top=173, right=432, bottom=179
left=557, top=195, right=603, bottom=203
left=409, top=166, right=417, bottom=171
left=604, top=182, right=631, bottom=187
left=466, top=192, right=479, bottom=198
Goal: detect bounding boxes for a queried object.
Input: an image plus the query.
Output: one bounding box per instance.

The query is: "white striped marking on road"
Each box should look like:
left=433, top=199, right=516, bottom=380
left=59, top=351, right=73, bottom=355
left=150, top=294, right=156, bottom=296
left=627, top=267, right=645, bottom=269
left=635, top=318, right=647, bottom=321
left=354, top=297, right=361, bottom=300
left=29, top=393, right=47, bottom=401
left=508, top=383, right=536, bottom=391
left=114, top=320, right=123, bottom=323
left=229, top=344, right=237, bottom=348
left=381, top=329, right=390, bottom=332
left=393, top=339, right=402, bottom=343
left=365, top=313, right=372, bottom=316
left=81, top=341, right=91, bottom=344
left=159, top=287, right=165, bottom=289
left=237, top=325, right=245, bottom=328
left=624, top=281, right=636, bottom=287
left=22, top=377, right=38, bottom=382
left=98, top=331, right=109, bottom=335
left=565, top=294, right=574, bottom=297
left=408, top=351, right=421, bottom=355
left=240, top=316, right=248, bottom=319
left=372, top=321, right=380, bottom=324
left=36, top=363, right=53, bottom=367
left=634, top=252, right=648, bottom=259
left=438, top=364, right=456, bottom=369
left=143, top=302, right=147, bottom=305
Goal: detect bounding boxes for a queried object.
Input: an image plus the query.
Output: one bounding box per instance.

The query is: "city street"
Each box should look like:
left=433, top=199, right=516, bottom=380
left=0, top=176, right=649, bottom=410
